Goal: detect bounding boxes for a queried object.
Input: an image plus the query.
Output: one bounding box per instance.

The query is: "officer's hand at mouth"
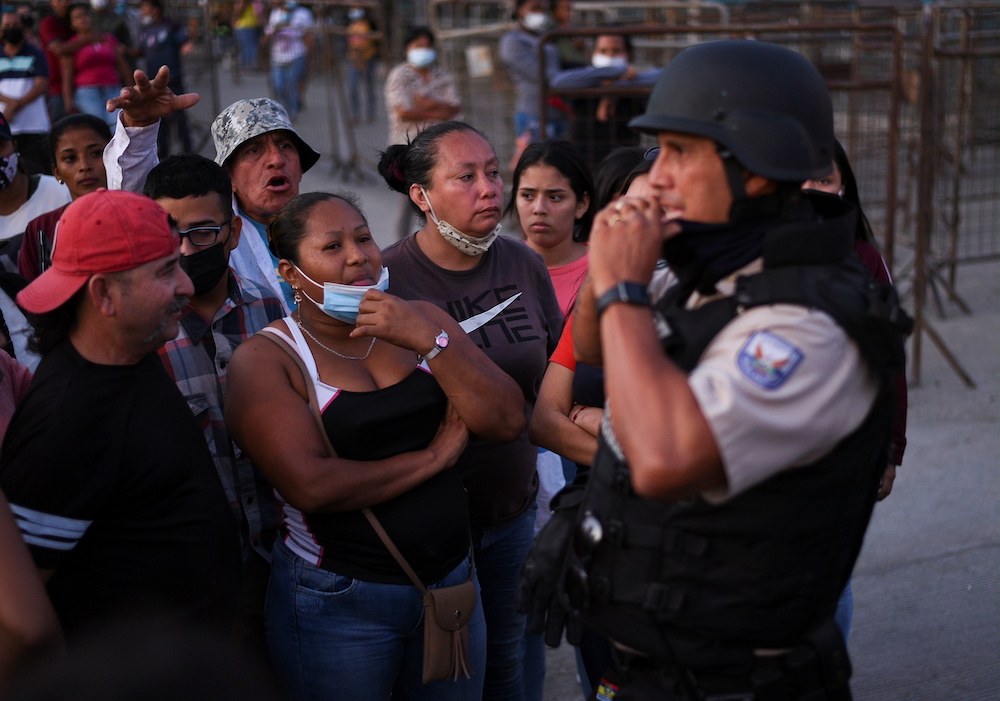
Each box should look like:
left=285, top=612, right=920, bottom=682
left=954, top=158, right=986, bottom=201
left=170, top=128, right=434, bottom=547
left=588, top=195, right=675, bottom=295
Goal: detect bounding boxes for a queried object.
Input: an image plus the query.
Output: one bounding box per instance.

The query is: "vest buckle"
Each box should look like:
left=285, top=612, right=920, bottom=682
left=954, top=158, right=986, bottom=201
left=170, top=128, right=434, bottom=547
left=643, top=582, right=684, bottom=617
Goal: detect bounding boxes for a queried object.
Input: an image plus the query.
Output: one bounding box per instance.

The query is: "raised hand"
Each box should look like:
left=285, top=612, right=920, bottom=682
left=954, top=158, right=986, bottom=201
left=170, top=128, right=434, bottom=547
left=107, top=66, right=200, bottom=128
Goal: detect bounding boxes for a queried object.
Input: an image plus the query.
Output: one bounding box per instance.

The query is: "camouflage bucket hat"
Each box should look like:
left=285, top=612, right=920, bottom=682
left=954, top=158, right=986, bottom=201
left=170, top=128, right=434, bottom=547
left=212, top=98, right=320, bottom=172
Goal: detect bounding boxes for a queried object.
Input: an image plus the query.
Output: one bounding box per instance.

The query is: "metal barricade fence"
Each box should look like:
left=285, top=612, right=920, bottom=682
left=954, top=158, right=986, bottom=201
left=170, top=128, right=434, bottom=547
left=173, top=0, right=995, bottom=385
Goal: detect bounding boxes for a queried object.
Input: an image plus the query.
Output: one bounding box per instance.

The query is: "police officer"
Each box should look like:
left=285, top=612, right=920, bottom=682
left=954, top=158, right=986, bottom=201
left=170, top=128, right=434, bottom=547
left=517, top=40, right=911, bottom=700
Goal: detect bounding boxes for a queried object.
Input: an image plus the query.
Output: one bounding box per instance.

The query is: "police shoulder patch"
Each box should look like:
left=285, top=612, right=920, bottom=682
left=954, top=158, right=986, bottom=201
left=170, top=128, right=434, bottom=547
left=736, top=330, right=803, bottom=389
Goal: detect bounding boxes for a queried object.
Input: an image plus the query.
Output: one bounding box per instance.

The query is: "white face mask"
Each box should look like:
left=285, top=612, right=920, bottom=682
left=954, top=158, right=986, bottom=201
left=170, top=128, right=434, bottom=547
left=0, top=153, right=18, bottom=191
left=420, top=187, right=501, bottom=257
left=295, top=265, right=389, bottom=323
left=407, top=47, right=436, bottom=68
left=522, top=12, right=550, bottom=33
left=592, top=54, right=627, bottom=69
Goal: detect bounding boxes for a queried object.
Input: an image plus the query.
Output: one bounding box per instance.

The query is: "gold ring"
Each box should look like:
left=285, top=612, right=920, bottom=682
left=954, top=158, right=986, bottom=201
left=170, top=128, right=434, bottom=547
left=608, top=215, right=623, bottom=226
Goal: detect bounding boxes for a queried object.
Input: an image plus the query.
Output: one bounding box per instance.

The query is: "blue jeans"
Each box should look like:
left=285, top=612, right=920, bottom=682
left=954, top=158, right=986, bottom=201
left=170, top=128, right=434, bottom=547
left=522, top=629, right=546, bottom=701
left=349, top=57, right=377, bottom=121
left=266, top=538, right=486, bottom=701
left=74, top=84, right=120, bottom=128
left=271, top=55, right=307, bottom=119
left=235, top=27, right=260, bottom=69
left=472, top=504, right=536, bottom=701
left=834, top=578, right=853, bottom=643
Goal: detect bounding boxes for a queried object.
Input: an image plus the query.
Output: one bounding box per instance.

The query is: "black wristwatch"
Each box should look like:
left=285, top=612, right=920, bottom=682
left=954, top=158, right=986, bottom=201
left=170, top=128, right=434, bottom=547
left=595, top=281, right=651, bottom=318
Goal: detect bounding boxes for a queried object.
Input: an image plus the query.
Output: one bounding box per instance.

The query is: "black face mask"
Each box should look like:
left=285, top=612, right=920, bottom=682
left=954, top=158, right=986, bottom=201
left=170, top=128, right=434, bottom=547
left=180, top=242, right=229, bottom=297
left=2, top=27, right=24, bottom=45
left=660, top=218, right=771, bottom=297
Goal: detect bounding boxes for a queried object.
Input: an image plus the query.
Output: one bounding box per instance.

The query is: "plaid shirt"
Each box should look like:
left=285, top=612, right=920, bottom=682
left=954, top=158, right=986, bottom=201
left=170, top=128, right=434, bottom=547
left=158, top=270, right=284, bottom=565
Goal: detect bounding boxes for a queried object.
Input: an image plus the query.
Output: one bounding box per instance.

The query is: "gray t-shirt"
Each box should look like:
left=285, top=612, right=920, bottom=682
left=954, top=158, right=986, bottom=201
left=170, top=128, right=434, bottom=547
left=382, top=234, right=562, bottom=527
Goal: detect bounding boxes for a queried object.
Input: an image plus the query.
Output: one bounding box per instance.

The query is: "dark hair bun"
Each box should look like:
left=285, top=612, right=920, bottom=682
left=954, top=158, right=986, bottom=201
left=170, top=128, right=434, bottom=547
left=377, top=144, right=409, bottom=194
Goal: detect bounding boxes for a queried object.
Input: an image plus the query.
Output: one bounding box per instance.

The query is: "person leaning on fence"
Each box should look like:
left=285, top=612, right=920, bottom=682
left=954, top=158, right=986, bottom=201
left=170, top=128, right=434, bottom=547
left=550, top=31, right=661, bottom=170
left=102, top=71, right=320, bottom=314
left=499, top=0, right=568, bottom=166
left=516, top=40, right=913, bottom=700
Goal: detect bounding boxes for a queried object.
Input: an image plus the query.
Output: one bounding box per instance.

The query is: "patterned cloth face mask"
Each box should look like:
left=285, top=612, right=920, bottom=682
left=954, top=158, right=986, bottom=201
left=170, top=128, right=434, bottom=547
left=0, top=153, right=18, bottom=191
left=420, top=186, right=501, bottom=257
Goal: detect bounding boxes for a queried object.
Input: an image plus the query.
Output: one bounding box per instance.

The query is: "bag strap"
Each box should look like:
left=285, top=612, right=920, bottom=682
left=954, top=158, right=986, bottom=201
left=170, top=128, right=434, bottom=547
left=258, top=326, right=433, bottom=594
left=362, top=509, right=429, bottom=595
left=259, top=328, right=337, bottom=456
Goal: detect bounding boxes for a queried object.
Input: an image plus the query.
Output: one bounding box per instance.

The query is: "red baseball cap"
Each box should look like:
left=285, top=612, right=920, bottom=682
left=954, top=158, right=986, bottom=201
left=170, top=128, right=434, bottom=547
left=18, top=189, right=180, bottom=314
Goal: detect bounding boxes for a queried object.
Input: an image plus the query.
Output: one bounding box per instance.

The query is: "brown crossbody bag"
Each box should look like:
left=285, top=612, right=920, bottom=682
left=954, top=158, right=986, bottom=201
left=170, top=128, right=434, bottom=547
left=260, top=330, right=476, bottom=683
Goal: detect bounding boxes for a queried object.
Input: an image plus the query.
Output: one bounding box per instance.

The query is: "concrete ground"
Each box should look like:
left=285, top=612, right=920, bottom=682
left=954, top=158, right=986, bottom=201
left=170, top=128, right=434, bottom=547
left=197, top=73, right=998, bottom=700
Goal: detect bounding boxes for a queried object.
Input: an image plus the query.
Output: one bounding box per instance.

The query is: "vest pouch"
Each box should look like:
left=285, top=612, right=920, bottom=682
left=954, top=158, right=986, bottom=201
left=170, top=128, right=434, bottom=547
left=422, top=579, right=477, bottom=683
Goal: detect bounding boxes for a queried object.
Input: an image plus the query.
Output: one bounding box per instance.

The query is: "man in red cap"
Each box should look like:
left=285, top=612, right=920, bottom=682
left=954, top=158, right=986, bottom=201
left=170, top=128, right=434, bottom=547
left=0, top=188, right=240, bottom=639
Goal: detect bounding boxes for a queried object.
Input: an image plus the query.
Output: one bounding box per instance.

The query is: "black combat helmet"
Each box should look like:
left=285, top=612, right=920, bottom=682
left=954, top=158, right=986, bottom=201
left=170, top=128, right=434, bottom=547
left=630, top=40, right=834, bottom=183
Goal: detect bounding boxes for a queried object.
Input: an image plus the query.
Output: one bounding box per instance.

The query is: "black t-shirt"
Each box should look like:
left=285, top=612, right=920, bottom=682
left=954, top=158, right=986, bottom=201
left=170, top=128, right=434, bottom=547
left=0, top=339, right=240, bottom=635
left=302, top=368, right=469, bottom=585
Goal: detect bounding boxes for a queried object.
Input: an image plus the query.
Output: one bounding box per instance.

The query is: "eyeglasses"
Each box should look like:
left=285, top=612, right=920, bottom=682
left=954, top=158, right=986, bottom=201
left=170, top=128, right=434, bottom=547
left=177, top=219, right=232, bottom=247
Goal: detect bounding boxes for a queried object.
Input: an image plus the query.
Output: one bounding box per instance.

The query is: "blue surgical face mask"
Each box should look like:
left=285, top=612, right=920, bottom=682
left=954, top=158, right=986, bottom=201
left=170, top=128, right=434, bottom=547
left=295, top=265, right=389, bottom=323
left=407, top=47, right=436, bottom=68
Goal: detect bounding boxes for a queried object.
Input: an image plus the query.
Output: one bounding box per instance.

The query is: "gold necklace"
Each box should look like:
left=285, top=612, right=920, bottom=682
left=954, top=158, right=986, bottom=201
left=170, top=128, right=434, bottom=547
left=296, top=319, right=376, bottom=361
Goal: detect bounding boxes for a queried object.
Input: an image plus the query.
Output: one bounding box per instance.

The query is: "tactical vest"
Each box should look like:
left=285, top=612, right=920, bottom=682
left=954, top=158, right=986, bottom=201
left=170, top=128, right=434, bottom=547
left=566, top=212, right=910, bottom=675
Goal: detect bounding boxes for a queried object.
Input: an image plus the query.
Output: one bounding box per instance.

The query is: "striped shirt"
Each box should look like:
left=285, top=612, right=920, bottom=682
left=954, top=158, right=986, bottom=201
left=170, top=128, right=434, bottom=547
left=0, top=42, right=50, bottom=134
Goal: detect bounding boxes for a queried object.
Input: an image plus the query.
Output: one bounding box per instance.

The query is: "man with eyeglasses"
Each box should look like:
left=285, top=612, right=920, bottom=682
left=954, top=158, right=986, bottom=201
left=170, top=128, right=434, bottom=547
left=0, top=188, right=241, bottom=637
left=145, top=153, right=284, bottom=656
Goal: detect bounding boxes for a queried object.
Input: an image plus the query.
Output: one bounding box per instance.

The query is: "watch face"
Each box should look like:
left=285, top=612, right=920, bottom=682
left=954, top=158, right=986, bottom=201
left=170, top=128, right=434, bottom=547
left=435, top=332, right=450, bottom=348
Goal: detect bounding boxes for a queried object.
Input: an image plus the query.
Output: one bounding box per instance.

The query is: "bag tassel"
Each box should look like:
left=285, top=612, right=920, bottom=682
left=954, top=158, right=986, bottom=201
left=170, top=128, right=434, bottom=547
left=451, top=628, right=473, bottom=681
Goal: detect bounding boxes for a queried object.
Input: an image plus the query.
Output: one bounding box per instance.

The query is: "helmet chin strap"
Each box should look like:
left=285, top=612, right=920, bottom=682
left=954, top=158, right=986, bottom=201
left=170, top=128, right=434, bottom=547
left=718, top=145, right=802, bottom=223
left=718, top=146, right=750, bottom=222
